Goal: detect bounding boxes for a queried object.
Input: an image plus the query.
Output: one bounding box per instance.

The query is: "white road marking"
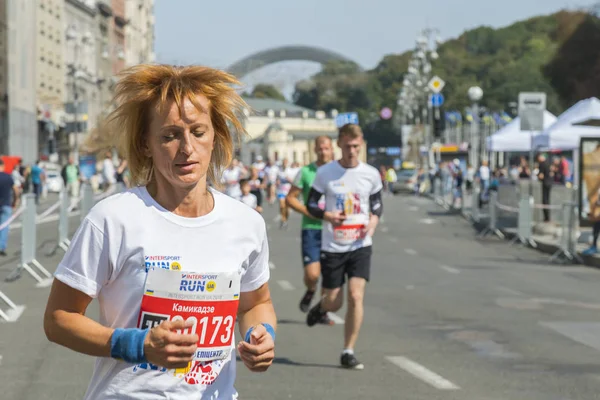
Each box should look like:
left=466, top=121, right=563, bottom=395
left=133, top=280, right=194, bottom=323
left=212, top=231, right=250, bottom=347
left=381, top=226, right=390, bottom=233
left=389, top=237, right=399, bottom=243
left=409, top=206, right=419, bottom=211
left=385, top=356, right=460, bottom=390
left=277, top=280, right=295, bottom=291
left=327, top=312, right=345, bottom=324
left=404, top=248, right=417, bottom=256
left=439, top=265, right=460, bottom=274
left=269, top=262, right=276, bottom=270
left=419, top=218, right=436, bottom=225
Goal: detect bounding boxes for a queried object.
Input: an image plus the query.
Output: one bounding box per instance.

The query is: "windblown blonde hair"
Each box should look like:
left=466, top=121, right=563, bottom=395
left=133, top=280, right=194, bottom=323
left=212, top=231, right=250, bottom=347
left=96, top=64, right=248, bottom=187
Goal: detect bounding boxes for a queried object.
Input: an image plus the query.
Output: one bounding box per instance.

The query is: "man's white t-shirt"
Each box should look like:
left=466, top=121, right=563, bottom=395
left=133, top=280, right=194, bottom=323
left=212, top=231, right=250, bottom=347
left=265, top=165, right=278, bottom=185
left=221, top=167, right=242, bottom=198
left=239, top=193, right=257, bottom=209
left=479, top=165, right=490, bottom=181
left=276, top=167, right=299, bottom=195
left=54, top=187, right=269, bottom=400
left=103, top=159, right=116, bottom=184
left=312, top=161, right=383, bottom=253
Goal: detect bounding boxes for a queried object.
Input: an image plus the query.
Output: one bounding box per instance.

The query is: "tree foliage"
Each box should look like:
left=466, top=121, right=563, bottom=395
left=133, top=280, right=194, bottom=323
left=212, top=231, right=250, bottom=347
left=290, top=10, right=597, bottom=121
left=249, top=84, right=286, bottom=101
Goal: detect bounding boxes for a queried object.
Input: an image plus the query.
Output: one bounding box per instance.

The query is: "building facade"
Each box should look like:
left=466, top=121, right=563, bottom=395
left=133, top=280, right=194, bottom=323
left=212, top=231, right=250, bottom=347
left=239, top=98, right=366, bottom=166
left=64, top=0, right=99, bottom=162
left=36, top=0, right=66, bottom=161
left=111, top=0, right=126, bottom=75
left=0, top=0, right=8, bottom=156
left=5, top=0, right=37, bottom=162
left=125, top=0, right=154, bottom=66
left=95, top=1, right=114, bottom=119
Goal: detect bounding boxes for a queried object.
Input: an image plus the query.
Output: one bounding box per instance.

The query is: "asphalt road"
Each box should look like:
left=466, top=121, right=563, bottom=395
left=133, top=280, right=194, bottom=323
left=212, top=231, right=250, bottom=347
left=2, top=192, right=600, bottom=399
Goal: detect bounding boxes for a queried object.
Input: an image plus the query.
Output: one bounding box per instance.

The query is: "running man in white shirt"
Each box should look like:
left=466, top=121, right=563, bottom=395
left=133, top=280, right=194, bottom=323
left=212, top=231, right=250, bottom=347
left=275, top=159, right=296, bottom=229
left=221, top=159, right=243, bottom=198
left=44, top=65, right=276, bottom=399
left=305, top=124, right=383, bottom=370
left=286, top=136, right=334, bottom=323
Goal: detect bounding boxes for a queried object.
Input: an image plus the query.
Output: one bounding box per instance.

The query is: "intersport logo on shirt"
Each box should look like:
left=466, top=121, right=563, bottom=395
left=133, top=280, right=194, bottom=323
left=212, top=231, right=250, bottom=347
left=144, top=255, right=182, bottom=272
left=179, top=278, right=217, bottom=293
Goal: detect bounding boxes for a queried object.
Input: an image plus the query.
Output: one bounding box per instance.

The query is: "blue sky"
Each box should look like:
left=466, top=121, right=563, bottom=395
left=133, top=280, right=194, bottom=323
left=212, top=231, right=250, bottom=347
left=155, top=0, right=596, bottom=69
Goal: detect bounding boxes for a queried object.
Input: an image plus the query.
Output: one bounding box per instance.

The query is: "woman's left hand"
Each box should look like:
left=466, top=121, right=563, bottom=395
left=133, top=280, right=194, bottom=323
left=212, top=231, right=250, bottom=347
left=237, top=324, right=275, bottom=372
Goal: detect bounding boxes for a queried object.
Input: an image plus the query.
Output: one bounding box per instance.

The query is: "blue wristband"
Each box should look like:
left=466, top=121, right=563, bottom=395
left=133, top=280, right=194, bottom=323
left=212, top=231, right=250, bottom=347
left=244, top=323, right=276, bottom=343
left=110, top=328, right=149, bottom=364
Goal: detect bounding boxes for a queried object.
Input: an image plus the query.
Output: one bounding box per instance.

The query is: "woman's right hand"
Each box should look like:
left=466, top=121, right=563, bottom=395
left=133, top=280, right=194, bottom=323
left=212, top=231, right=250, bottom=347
left=144, top=320, right=199, bottom=369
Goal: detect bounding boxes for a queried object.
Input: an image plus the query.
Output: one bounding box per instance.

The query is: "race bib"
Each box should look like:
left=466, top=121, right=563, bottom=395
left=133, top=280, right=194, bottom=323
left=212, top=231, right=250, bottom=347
left=318, top=197, right=326, bottom=211
left=138, top=268, right=241, bottom=362
left=333, top=214, right=369, bottom=245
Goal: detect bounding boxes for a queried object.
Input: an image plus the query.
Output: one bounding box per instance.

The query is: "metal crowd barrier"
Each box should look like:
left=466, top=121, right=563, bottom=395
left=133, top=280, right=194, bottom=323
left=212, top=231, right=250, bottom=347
left=443, top=180, right=583, bottom=264
left=5, top=194, right=54, bottom=287
left=1, top=182, right=126, bottom=322
left=550, top=202, right=583, bottom=264
left=509, top=194, right=536, bottom=248
left=478, top=191, right=504, bottom=239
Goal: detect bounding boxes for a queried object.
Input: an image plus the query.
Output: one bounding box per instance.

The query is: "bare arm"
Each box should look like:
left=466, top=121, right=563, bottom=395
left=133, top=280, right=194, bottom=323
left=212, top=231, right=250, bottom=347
left=44, top=279, right=199, bottom=368
left=237, top=283, right=276, bottom=372
left=237, top=283, right=276, bottom=336
left=44, top=279, right=113, bottom=357
left=286, top=186, right=312, bottom=218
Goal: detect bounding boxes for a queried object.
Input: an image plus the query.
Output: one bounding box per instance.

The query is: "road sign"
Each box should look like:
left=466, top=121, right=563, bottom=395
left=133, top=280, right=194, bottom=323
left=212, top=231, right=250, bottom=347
left=335, top=112, right=359, bottom=128
left=380, top=107, right=393, bottom=120
left=518, top=92, right=546, bottom=131
left=428, top=76, right=446, bottom=93
left=430, top=93, right=445, bottom=108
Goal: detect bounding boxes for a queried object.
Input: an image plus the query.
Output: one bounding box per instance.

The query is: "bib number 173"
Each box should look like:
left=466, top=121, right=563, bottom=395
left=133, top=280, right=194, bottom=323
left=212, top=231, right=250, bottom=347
left=171, top=313, right=235, bottom=348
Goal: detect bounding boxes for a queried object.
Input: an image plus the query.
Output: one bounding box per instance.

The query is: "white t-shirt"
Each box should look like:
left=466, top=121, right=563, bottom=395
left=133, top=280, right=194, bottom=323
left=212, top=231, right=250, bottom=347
left=312, top=161, right=383, bottom=253
left=265, top=165, right=279, bottom=185
left=54, top=186, right=269, bottom=400
left=277, top=167, right=299, bottom=194
left=479, top=165, right=490, bottom=181
left=103, top=159, right=116, bottom=184
left=221, top=167, right=242, bottom=198
left=239, top=193, right=257, bottom=209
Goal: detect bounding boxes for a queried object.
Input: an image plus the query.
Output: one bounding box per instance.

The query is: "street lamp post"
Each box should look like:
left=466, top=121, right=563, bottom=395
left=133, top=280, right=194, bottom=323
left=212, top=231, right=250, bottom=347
left=397, top=28, right=441, bottom=170
left=468, top=86, right=483, bottom=168
left=66, top=27, right=91, bottom=164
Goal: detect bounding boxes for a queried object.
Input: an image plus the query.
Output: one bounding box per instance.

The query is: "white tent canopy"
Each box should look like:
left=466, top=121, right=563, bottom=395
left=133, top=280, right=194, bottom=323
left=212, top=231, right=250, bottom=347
left=486, top=110, right=557, bottom=152
left=532, top=97, right=600, bottom=150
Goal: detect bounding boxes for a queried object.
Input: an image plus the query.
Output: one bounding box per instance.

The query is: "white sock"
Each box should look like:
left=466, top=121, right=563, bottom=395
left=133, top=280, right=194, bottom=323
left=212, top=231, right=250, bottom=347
left=342, top=348, right=354, bottom=355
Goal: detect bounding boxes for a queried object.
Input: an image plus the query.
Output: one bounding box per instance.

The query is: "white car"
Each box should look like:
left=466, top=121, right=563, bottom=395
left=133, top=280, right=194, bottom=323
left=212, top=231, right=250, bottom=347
left=45, top=170, right=64, bottom=193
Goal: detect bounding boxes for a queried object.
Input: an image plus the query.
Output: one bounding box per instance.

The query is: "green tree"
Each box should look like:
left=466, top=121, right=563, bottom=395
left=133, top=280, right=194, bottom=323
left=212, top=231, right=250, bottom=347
left=293, top=10, right=599, bottom=124
left=250, top=84, right=285, bottom=101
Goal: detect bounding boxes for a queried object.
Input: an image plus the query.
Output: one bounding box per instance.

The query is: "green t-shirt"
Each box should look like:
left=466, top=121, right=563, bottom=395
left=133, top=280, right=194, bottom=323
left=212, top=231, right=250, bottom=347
left=293, top=163, right=323, bottom=230
left=65, top=164, right=79, bottom=183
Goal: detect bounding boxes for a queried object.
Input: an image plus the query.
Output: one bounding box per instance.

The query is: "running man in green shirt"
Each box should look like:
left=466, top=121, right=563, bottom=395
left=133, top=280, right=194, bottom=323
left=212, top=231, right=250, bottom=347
left=286, top=136, right=334, bottom=323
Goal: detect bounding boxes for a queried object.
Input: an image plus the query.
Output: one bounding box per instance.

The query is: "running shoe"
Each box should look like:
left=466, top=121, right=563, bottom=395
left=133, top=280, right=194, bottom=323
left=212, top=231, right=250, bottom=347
left=299, top=290, right=315, bottom=313
left=319, top=313, right=335, bottom=326
left=306, top=302, right=326, bottom=327
left=340, top=353, right=364, bottom=370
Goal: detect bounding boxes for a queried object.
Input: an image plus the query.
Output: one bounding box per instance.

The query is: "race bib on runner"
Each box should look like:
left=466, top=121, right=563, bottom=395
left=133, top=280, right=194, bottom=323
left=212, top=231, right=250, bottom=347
left=333, top=214, right=369, bottom=245
left=138, top=268, right=241, bottom=362
left=318, top=197, right=326, bottom=210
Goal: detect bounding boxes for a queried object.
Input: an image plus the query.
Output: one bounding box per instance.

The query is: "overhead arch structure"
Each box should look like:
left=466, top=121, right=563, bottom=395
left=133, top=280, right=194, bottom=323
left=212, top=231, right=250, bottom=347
left=227, top=45, right=361, bottom=78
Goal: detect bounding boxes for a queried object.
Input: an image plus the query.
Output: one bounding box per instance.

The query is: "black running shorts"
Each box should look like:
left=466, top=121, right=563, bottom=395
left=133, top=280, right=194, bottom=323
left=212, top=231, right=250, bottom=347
left=320, top=246, right=372, bottom=289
